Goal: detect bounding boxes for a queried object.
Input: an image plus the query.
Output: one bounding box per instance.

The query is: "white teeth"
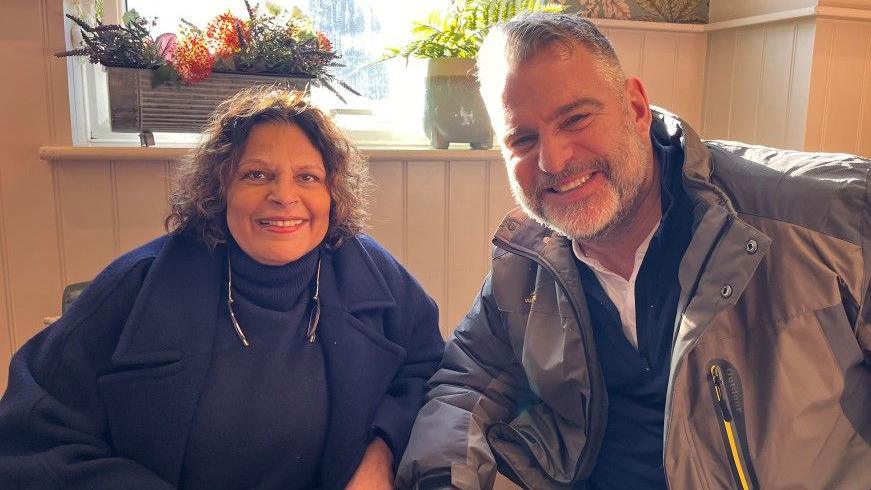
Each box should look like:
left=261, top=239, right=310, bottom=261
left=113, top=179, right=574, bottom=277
left=553, top=173, right=593, bottom=193
left=259, top=219, right=303, bottom=227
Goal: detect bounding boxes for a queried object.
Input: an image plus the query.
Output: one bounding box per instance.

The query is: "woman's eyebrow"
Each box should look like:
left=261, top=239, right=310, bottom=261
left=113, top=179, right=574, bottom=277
left=295, top=163, right=326, bottom=172
left=237, top=157, right=270, bottom=167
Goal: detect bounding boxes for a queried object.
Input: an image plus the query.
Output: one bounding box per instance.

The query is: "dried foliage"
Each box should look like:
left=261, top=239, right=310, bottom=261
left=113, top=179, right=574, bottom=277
left=56, top=10, right=163, bottom=68
left=56, top=2, right=359, bottom=101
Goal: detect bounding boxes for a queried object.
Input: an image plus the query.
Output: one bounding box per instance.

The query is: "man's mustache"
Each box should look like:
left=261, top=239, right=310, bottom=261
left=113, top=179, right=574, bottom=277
left=532, top=159, right=611, bottom=194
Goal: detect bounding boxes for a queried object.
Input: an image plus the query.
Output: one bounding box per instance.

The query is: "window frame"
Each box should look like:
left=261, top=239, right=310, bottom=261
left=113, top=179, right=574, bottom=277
left=63, top=0, right=435, bottom=148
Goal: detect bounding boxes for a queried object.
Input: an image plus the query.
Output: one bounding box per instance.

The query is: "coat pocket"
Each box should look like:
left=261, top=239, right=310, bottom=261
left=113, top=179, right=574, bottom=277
left=706, top=359, right=758, bottom=490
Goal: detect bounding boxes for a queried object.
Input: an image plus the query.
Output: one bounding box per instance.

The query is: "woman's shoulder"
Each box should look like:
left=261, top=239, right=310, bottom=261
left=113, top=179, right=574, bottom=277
left=61, top=235, right=172, bottom=320
left=82, top=234, right=175, bottom=297
left=341, top=234, right=407, bottom=280
left=341, top=234, right=434, bottom=303
left=106, top=234, right=171, bottom=272
left=351, top=234, right=394, bottom=260
left=18, top=236, right=172, bottom=383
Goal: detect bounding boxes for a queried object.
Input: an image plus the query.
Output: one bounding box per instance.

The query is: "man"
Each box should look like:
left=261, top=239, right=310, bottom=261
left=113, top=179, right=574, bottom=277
left=396, top=13, right=871, bottom=490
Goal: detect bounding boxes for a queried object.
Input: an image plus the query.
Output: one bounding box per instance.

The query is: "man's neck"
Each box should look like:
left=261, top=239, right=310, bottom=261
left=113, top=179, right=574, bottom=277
left=577, top=167, right=663, bottom=281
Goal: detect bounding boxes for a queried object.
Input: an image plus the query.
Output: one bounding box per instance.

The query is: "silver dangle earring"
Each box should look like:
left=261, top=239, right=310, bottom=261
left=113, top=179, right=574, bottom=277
left=227, top=254, right=251, bottom=347
left=306, top=258, right=322, bottom=343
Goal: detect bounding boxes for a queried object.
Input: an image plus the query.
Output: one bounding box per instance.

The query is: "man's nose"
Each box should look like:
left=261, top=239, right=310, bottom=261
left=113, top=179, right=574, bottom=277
left=537, top=135, right=572, bottom=175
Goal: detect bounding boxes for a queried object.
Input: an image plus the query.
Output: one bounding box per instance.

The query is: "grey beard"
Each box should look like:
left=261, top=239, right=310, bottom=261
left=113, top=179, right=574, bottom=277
left=512, top=161, right=648, bottom=242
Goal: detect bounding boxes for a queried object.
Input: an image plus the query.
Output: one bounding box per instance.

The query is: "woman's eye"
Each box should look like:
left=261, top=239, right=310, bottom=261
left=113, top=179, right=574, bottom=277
left=242, top=170, right=269, bottom=181
left=298, top=174, right=321, bottom=183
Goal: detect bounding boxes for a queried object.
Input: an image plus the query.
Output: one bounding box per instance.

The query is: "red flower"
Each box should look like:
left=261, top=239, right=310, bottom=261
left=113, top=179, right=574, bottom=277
left=171, top=33, right=214, bottom=84
left=206, top=12, right=249, bottom=58
left=316, top=31, right=332, bottom=52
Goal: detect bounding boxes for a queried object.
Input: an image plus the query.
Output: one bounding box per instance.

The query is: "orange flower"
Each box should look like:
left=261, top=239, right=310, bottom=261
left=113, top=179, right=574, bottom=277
left=316, top=31, right=332, bottom=52
left=171, top=33, right=214, bottom=84
left=206, top=12, right=249, bottom=58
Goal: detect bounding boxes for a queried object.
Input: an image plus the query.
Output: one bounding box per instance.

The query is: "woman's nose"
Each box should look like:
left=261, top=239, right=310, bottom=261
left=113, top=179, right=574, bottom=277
left=267, top=179, right=300, bottom=205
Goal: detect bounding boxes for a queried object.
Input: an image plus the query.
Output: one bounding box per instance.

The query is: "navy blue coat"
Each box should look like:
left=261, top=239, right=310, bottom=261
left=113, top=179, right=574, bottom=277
left=0, top=232, right=444, bottom=489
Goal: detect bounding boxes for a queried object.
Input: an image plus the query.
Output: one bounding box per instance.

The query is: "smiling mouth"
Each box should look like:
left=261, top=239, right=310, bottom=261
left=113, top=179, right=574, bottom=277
left=258, top=219, right=304, bottom=227
left=549, top=171, right=598, bottom=193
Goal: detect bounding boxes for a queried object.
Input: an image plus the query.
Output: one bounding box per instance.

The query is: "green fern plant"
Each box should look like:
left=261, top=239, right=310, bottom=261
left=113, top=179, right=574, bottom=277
left=383, top=0, right=564, bottom=60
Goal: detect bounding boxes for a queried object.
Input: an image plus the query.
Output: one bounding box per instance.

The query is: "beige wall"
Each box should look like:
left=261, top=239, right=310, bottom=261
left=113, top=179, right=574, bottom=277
left=701, top=3, right=871, bottom=153
left=804, top=17, right=871, bottom=154
left=701, top=18, right=816, bottom=148
left=818, top=0, right=871, bottom=9
left=0, top=0, right=71, bottom=391
left=709, top=0, right=819, bottom=23
left=602, top=27, right=707, bottom=128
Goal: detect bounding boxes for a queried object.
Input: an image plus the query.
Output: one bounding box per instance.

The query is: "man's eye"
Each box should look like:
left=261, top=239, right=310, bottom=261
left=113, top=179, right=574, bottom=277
left=563, top=113, right=589, bottom=129
left=510, top=135, right=537, bottom=150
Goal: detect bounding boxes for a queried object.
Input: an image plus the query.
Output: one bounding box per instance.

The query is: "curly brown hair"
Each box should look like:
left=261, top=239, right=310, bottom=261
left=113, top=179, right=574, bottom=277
left=166, top=85, right=370, bottom=249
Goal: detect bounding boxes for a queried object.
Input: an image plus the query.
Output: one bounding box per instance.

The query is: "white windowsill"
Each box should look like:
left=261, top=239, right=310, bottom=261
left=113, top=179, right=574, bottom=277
left=38, top=145, right=503, bottom=162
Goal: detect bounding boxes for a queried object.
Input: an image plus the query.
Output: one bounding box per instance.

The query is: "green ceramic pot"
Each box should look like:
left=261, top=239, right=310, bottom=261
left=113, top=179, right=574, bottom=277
left=424, top=58, right=494, bottom=150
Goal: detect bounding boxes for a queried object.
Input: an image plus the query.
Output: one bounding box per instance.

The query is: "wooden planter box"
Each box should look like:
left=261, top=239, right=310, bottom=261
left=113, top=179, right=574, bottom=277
left=106, top=67, right=311, bottom=133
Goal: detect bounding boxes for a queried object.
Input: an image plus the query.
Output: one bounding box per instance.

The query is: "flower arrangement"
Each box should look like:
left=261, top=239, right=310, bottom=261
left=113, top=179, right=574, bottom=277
left=57, top=1, right=359, bottom=101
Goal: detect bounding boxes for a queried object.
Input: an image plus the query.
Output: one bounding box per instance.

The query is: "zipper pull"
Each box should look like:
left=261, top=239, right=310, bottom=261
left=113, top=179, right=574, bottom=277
left=710, top=365, right=733, bottom=422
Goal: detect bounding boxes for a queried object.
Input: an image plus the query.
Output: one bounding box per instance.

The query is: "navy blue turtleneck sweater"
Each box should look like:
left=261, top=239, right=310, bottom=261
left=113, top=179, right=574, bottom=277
left=179, top=241, right=328, bottom=489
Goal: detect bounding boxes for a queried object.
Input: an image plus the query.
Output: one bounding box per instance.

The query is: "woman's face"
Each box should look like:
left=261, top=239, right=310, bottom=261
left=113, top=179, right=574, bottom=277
left=226, top=121, right=331, bottom=265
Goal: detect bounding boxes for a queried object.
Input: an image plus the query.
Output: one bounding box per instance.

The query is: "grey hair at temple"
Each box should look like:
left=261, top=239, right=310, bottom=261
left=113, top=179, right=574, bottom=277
left=476, top=12, right=626, bottom=90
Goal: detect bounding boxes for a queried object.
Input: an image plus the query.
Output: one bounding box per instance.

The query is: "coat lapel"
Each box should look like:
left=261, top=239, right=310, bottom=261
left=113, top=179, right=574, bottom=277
left=316, top=239, right=406, bottom=490
left=97, top=233, right=221, bottom=485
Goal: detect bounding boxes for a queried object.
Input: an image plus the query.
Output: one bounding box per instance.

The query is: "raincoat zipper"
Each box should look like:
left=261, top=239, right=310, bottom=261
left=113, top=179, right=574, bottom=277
left=708, top=362, right=757, bottom=490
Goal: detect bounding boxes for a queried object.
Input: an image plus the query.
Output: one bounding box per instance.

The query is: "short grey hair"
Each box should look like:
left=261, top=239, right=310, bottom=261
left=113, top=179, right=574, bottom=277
left=477, top=13, right=624, bottom=89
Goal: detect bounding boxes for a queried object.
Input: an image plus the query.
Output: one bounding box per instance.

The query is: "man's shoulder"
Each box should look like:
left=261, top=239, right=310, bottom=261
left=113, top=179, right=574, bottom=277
left=705, top=140, right=870, bottom=178
left=705, top=141, right=869, bottom=242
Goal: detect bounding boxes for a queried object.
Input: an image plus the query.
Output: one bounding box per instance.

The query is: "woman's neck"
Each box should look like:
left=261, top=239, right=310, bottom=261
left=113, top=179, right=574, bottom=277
left=228, top=240, right=320, bottom=311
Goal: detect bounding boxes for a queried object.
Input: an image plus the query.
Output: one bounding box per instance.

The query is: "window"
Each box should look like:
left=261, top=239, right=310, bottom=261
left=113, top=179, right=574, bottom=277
left=64, top=0, right=449, bottom=146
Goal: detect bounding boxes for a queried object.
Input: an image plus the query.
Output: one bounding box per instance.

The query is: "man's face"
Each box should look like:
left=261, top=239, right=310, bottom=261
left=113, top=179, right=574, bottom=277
left=484, top=43, right=654, bottom=241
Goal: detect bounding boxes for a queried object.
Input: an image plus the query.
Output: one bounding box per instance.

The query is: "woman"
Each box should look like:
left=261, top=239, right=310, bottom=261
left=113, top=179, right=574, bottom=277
left=0, top=87, right=444, bottom=489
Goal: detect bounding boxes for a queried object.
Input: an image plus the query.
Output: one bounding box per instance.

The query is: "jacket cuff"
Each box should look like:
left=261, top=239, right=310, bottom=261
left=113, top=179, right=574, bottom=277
left=369, top=396, right=414, bottom=465
left=417, top=471, right=454, bottom=489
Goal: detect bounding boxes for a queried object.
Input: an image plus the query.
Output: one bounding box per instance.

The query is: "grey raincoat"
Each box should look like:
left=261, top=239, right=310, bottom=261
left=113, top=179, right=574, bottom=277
left=396, top=110, right=871, bottom=489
